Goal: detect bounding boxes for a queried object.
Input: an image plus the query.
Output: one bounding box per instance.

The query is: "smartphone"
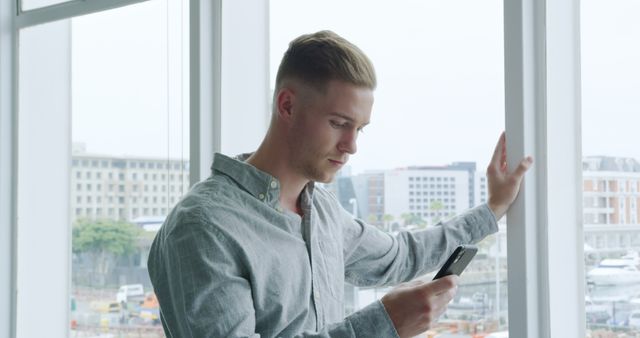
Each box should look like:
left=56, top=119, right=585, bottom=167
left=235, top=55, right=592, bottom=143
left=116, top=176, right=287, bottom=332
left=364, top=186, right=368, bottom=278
left=433, top=244, right=478, bottom=280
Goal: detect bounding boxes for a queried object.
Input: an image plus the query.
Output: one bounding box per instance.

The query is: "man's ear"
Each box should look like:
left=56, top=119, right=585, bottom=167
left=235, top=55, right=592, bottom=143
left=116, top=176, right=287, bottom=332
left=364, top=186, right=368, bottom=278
left=275, top=88, right=295, bottom=123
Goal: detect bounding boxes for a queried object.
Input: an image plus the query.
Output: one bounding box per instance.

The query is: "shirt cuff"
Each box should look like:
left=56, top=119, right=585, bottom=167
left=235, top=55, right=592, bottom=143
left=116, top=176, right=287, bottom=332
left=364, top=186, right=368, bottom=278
left=477, top=203, right=499, bottom=238
left=458, top=203, right=499, bottom=242
left=347, top=300, right=400, bottom=338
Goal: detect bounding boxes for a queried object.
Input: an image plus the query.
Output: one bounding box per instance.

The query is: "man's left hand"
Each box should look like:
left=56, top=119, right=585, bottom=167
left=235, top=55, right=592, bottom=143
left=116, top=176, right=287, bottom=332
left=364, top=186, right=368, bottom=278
left=486, top=131, right=533, bottom=220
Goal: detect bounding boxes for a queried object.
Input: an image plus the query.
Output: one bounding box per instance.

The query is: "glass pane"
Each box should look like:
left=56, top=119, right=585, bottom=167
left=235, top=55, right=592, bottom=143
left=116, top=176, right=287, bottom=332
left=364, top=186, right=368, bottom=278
left=581, top=0, right=640, bottom=336
left=70, top=1, right=189, bottom=336
left=270, top=0, right=507, bottom=336
left=18, top=0, right=188, bottom=336
left=21, top=0, right=71, bottom=12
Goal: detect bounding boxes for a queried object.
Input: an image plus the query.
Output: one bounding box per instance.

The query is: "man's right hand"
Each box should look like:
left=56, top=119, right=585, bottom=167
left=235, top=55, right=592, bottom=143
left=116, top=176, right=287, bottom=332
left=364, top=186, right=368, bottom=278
left=380, top=275, right=458, bottom=338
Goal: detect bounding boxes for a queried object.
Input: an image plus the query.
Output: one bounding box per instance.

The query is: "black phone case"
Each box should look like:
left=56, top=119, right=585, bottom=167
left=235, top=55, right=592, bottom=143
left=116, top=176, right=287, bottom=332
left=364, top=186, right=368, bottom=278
left=433, top=244, right=478, bottom=280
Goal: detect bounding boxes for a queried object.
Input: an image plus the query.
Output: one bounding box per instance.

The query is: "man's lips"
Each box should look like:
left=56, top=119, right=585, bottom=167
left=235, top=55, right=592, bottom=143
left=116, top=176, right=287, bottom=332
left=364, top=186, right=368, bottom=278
left=329, top=159, right=345, bottom=165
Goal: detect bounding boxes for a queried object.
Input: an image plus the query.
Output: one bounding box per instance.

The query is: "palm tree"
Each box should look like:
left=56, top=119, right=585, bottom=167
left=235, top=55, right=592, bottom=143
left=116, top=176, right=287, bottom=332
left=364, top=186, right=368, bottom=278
left=429, top=200, right=444, bottom=224
left=382, top=214, right=394, bottom=232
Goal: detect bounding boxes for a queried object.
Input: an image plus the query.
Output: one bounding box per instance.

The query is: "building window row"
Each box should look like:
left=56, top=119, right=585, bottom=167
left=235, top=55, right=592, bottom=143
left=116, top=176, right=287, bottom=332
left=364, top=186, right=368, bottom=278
left=408, top=184, right=455, bottom=189
left=408, top=176, right=456, bottom=182
left=75, top=207, right=168, bottom=218
left=409, top=191, right=454, bottom=196
left=73, top=158, right=188, bottom=170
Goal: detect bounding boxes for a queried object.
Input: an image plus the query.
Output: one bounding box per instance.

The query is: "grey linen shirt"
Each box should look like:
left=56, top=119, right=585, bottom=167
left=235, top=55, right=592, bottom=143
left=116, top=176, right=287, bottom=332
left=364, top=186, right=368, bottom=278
left=148, top=153, right=498, bottom=338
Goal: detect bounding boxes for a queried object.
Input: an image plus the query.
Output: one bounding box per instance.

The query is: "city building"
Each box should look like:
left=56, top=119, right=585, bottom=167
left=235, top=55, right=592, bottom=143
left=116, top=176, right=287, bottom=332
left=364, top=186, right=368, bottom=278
left=583, top=156, right=640, bottom=256
left=70, top=145, right=190, bottom=223
left=327, top=163, right=488, bottom=229
left=381, top=162, right=487, bottom=227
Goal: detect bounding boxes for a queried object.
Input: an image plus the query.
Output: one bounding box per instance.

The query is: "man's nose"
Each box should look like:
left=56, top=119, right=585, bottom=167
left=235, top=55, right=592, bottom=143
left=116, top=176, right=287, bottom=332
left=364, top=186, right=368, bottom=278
left=338, top=130, right=358, bottom=155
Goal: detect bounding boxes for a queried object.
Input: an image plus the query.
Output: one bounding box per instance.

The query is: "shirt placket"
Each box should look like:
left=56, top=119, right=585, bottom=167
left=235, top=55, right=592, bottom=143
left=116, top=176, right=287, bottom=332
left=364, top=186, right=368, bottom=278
left=301, top=187, right=324, bottom=329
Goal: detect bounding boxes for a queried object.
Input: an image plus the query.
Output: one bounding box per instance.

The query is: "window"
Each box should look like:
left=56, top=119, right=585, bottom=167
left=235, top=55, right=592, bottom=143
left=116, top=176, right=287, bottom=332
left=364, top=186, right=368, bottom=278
left=581, top=0, right=640, bottom=334
left=1, top=0, right=591, bottom=336
left=271, top=0, right=506, bottom=331
left=13, top=1, right=190, bottom=337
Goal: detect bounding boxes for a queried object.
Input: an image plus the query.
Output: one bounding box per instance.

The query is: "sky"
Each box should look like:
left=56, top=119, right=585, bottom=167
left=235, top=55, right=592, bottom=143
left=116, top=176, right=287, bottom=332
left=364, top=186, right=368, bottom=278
left=68, top=0, right=640, bottom=176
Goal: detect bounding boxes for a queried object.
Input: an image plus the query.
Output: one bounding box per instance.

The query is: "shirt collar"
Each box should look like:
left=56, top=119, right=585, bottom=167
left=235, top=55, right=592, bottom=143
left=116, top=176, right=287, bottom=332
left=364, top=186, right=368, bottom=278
left=210, top=152, right=316, bottom=208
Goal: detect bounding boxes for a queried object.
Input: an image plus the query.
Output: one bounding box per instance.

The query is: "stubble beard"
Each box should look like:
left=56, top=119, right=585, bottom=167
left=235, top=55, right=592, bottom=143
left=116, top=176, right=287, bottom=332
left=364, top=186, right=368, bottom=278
left=290, top=145, right=335, bottom=184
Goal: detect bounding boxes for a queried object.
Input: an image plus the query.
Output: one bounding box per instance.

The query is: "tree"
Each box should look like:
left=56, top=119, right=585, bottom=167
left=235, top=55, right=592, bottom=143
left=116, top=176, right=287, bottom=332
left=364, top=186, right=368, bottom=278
left=382, top=214, right=394, bottom=232
left=73, top=219, right=141, bottom=287
left=400, top=212, right=427, bottom=229
left=429, top=200, right=445, bottom=224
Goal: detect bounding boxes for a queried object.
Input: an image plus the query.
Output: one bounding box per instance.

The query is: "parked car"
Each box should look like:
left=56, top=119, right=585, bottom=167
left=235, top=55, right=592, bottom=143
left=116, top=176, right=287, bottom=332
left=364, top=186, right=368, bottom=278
left=585, top=297, right=611, bottom=324
left=116, top=284, right=145, bottom=304
left=628, top=310, right=640, bottom=328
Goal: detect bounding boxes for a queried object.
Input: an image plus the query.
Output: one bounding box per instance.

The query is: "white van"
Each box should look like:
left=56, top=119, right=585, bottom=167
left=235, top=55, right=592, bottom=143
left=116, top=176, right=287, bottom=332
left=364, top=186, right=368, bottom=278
left=116, top=284, right=144, bottom=304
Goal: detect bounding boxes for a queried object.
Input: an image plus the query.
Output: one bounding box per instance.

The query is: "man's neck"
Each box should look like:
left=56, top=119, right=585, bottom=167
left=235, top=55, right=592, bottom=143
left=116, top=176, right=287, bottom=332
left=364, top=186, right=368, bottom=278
left=246, top=140, right=308, bottom=216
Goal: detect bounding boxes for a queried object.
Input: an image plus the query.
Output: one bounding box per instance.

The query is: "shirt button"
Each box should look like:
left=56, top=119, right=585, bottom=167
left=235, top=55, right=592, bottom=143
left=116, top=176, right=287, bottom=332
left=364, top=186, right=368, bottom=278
left=258, top=193, right=265, bottom=200
left=270, top=181, right=277, bottom=189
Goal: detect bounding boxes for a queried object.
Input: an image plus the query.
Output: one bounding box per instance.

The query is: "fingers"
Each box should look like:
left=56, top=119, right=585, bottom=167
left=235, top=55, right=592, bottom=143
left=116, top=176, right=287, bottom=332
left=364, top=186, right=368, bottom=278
left=421, top=275, right=458, bottom=295
left=422, top=277, right=458, bottom=322
left=512, top=156, right=533, bottom=179
left=489, top=132, right=506, bottom=172
left=429, top=287, right=457, bottom=316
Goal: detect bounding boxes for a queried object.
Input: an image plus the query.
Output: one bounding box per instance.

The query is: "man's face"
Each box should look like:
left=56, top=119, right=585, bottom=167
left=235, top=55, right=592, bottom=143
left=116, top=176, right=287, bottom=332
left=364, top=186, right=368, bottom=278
left=287, top=80, right=374, bottom=183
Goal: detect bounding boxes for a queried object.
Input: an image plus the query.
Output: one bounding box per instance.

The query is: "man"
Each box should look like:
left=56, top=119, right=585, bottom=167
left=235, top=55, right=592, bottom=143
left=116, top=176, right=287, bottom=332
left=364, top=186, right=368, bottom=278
left=148, top=30, right=532, bottom=338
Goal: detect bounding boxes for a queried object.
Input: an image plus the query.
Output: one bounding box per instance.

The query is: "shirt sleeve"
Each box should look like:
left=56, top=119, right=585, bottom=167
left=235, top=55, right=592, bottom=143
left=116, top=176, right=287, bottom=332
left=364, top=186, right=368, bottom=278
left=342, top=203, right=499, bottom=287
left=152, top=221, right=401, bottom=338
left=153, top=223, right=260, bottom=338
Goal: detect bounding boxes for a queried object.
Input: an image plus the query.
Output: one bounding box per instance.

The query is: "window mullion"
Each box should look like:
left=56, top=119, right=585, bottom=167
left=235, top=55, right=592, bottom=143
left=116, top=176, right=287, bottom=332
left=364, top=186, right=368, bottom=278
left=505, top=0, right=584, bottom=337
left=504, top=0, right=549, bottom=336
left=1, top=0, right=18, bottom=336
left=189, top=0, right=221, bottom=185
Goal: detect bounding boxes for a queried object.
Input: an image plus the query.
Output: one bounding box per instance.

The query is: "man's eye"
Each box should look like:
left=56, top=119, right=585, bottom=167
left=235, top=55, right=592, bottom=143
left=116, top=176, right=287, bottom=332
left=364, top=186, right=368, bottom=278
left=330, top=120, right=347, bottom=128
left=357, top=126, right=366, bottom=133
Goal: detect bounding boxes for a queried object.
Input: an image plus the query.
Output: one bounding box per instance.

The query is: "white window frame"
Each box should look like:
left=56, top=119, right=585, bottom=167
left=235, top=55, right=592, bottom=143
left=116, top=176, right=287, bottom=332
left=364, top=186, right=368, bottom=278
left=1, top=1, right=18, bottom=337
left=0, top=0, right=586, bottom=337
left=504, top=0, right=584, bottom=337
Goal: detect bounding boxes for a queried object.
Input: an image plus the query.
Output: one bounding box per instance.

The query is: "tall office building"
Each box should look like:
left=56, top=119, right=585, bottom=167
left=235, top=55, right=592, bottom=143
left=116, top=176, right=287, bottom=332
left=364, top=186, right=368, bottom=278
left=333, top=163, right=487, bottom=229
left=382, top=162, right=487, bottom=226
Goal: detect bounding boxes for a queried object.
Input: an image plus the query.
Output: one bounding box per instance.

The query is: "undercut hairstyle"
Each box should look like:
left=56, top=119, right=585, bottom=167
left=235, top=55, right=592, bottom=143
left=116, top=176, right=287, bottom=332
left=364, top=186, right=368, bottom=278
left=274, top=30, right=377, bottom=94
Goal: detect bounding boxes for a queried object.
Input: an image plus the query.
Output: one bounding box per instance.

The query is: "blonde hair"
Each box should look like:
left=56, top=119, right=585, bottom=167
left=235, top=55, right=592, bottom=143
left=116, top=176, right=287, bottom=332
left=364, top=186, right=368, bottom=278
left=274, top=30, right=377, bottom=94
